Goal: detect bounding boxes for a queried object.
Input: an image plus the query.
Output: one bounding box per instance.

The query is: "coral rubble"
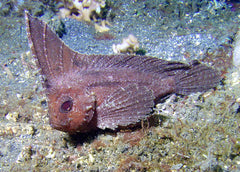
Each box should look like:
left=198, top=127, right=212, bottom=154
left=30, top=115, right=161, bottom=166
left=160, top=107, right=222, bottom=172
left=58, top=0, right=106, bottom=22
left=112, top=34, right=139, bottom=54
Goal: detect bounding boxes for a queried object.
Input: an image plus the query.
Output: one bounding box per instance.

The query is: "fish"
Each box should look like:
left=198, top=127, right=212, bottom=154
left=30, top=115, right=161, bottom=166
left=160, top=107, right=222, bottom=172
left=25, top=12, right=221, bottom=133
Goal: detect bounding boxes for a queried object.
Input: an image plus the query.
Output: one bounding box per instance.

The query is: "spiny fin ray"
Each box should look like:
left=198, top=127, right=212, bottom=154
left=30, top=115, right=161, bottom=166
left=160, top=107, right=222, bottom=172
left=97, top=84, right=154, bottom=130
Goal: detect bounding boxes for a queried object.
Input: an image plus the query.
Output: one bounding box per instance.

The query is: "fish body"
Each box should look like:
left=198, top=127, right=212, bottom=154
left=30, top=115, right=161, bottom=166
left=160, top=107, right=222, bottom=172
left=25, top=13, right=221, bottom=133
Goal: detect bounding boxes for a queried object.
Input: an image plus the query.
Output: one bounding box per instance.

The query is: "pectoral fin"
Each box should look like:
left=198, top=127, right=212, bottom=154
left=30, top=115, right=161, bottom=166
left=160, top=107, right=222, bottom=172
left=97, top=84, right=154, bottom=130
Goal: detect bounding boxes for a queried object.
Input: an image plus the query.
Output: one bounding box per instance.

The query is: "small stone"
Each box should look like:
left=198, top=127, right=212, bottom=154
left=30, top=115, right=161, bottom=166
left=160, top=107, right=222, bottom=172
left=24, top=125, right=35, bottom=135
left=16, top=146, right=32, bottom=163
left=46, top=147, right=56, bottom=159
left=5, top=112, right=19, bottom=122
left=236, top=97, right=240, bottom=103
left=171, top=163, right=183, bottom=170
left=89, top=154, right=95, bottom=163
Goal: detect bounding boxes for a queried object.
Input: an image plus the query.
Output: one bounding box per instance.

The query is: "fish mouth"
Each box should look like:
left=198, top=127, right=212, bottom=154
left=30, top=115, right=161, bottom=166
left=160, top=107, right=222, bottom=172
left=49, top=117, right=71, bottom=132
left=50, top=122, right=69, bottom=132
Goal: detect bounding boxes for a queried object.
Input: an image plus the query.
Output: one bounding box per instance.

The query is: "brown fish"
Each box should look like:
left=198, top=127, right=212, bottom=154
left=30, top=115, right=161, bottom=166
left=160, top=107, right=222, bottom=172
left=25, top=12, right=221, bottom=133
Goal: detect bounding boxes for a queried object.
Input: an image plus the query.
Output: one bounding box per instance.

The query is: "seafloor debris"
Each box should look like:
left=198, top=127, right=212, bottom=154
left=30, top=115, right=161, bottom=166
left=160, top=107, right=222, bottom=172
left=58, top=0, right=106, bottom=22
left=94, top=20, right=110, bottom=32
left=202, top=44, right=233, bottom=76
left=233, top=30, right=240, bottom=69
left=57, top=0, right=110, bottom=32
left=112, top=34, right=140, bottom=54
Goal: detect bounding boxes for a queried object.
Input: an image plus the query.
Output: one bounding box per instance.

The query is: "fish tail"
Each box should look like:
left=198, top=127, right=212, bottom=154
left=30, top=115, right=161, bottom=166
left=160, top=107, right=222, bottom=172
left=175, top=61, right=221, bottom=95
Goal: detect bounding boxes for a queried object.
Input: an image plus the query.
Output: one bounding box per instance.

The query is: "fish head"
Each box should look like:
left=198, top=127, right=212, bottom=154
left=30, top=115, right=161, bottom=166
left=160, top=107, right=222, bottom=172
left=47, top=87, right=96, bottom=133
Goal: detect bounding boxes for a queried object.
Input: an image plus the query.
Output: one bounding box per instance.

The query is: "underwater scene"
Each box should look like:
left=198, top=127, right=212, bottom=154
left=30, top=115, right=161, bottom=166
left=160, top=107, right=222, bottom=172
left=0, top=0, right=240, bottom=171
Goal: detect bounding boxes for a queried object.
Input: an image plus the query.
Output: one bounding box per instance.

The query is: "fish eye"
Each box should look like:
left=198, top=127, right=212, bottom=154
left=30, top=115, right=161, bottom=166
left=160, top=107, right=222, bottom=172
left=60, top=100, right=73, bottom=113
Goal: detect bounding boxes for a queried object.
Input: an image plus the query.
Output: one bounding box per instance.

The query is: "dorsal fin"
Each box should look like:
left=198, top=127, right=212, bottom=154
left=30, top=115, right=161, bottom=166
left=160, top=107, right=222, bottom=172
left=25, top=12, right=79, bottom=86
left=25, top=12, right=218, bottom=89
left=81, top=54, right=190, bottom=77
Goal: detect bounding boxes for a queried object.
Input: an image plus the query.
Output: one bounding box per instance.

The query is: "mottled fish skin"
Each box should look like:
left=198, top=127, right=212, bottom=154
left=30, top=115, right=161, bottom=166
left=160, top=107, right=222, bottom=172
left=25, top=12, right=221, bottom=133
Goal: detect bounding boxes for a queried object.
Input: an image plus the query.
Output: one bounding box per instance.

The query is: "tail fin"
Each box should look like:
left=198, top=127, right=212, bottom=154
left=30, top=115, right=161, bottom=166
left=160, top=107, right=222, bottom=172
left=175, top=61, right=221, bottom=95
